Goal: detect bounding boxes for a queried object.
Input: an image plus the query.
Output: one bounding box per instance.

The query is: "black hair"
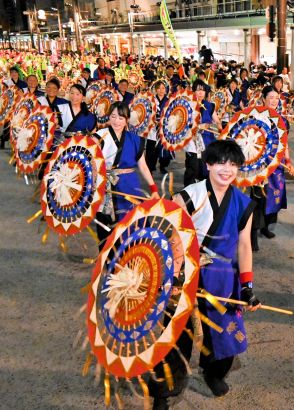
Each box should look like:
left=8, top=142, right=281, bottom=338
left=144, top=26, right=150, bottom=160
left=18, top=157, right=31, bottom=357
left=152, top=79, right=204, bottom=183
left=192, top=79, right=206, bottom=91
left=82, top=67, right=91, bottom=74
left=240, top=68, right=248, bottom=77
left=118, top=79, right=128, bottom=85
left=272, top=75, right=283, bottom=86
left=166, top=64, right=174, bottom=70
left=228, top=78, right=238, bottom=86
left=10, top=66, right=19, bottom=74
left=108, top=101, right=130, bottom=120
left=105, top=68, right=115, bottom=77
left=203, top=140, right=245, bottom=166
left=70, top=83, right=86, bottom=96
left=262, top=85, right=277, bottom=99
left=46, top=77, right=61, bottom=89
left=154, top=80, right=167, bottom=90
left=197, top=70, right=206, bottom=77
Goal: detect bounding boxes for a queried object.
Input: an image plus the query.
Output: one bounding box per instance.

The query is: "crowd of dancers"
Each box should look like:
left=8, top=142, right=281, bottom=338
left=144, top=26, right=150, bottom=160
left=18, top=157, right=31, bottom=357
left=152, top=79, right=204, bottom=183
left=0, top=48, right=293, bottom=409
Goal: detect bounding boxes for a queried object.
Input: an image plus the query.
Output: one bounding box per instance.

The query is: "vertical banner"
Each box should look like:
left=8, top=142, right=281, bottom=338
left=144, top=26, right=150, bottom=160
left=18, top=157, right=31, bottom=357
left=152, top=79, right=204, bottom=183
left=159, top=0, right=183, bottom=64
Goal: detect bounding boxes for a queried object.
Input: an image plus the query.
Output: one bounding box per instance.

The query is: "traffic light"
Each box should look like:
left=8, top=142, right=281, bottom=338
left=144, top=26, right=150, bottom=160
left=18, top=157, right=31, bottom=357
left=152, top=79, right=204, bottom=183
left=266, top=5, right=276, bottom=42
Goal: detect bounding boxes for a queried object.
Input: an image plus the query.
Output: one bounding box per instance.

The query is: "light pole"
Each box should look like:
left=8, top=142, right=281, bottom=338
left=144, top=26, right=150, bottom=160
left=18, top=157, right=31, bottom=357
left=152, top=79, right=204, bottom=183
left=72, top=0, right=82, bottom=48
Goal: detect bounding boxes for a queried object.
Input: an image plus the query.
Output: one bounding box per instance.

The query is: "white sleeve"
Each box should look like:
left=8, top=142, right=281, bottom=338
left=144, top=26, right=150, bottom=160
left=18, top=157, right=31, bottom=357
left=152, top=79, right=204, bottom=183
left=59, top=103, right=73, bottom=132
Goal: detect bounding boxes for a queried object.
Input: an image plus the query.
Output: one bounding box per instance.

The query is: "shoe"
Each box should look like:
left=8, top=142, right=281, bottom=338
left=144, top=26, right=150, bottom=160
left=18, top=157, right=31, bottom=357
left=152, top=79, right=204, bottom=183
left=160, top=167, right=168, bottom=175
left=204, top=373, right=229, bottom=397
left=152, top=397, right=169, bottom=410
left=260, top=227, right=275, bottom=239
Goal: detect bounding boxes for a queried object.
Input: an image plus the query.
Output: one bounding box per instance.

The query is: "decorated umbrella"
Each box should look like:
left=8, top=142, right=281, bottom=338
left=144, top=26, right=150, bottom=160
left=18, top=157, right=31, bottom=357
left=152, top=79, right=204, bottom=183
left=127, top=67, right=144, bottom=91
left=92, top=86, right=119, bottom=126
left=85, top=80, right=103, bottom=108
left=128, top=90, right=157, bottom=138
left=159, top=89, right=201, bottom=151
left=87, top=198, right=199, bottom=400
left=40, top=135, right=106, bottom=236
left=10, top=94, right=39, bottom=147
left=0, top=85, right=22, bottom=127
left=15, top=105, right=55, bottom=174
left=210, top=88, right=228, bottom=119
left=219, top=106, right=288, bottom=187
left=248, top=88, right=263, bottom=107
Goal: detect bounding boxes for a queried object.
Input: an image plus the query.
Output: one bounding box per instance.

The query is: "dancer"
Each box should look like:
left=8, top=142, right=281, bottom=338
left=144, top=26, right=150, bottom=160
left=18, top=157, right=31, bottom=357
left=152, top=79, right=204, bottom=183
left=63, top=84, right=97, bottom=136
left=94, top=102, right=159, bottom=246
left=251, top=85, right=294, bottom=251
left=183, top=79, right=222, bottom=186
left=145, top=80, right=174, bottom=174
left=150, top=140, right=260, bottom=409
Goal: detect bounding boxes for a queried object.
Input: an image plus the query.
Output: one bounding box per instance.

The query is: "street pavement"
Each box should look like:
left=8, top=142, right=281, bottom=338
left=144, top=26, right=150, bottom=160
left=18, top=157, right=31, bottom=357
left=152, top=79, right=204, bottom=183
left=0, top=133, right=293, bottom=409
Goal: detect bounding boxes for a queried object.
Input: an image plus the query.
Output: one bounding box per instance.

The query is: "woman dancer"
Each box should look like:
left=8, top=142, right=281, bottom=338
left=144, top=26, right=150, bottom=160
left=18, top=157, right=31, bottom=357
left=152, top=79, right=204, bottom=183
left=94, top=101, right=160, bottom=247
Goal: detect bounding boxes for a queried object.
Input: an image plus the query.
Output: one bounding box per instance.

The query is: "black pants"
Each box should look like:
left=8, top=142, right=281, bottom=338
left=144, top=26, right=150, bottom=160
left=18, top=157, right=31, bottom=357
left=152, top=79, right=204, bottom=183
left=184, top=153, right=207, bottom=187
left=149, top=306, right=234, bottom=400
left=145, top=140, right=171, bottom=173
left=0, top=122, right=10, bottom=148
left=148, top=310, right=194, bottom=399
left=95, top=212, right=113, bottom=252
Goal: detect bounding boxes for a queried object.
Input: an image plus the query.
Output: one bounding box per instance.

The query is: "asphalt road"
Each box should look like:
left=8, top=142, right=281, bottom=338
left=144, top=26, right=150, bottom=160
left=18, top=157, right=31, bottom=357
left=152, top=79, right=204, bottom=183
left=0, top=134, right=293, bottom=409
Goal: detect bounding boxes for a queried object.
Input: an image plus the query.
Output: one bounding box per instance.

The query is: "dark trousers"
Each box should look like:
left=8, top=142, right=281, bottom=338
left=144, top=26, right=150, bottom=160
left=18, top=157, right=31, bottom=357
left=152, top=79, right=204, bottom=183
left=95, top=212, right=113, bottom=252
left=145, top=140, right=171, bottom=173
left=148, top=310, right=194, bottom=399
left=184, top=152, right=208, bottom=187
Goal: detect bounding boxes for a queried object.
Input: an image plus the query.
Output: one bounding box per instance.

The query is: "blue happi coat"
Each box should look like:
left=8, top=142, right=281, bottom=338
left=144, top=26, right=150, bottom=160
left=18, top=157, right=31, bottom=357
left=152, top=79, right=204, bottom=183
left=97, top=127, right=145, bottom=220
left=179, top=178, right=255, bottom=360
left=201, top=100, right=216, bottom=147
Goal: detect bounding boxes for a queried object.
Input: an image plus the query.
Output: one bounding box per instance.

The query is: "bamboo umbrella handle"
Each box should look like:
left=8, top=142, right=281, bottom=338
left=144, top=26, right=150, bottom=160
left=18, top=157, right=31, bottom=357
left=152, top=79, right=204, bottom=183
left=196, top=293, right=293, bottom=315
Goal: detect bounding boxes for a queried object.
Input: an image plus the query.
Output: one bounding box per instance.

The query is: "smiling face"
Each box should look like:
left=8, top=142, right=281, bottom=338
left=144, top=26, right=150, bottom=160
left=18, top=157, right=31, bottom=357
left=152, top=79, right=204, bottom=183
left=46, top=82, right=59, bottom=98
left=109, top=107, right=127, bottom=134
left=263, top=90, right=279, bottom=110
left=207, top=160, right=238, bottom=189
left=27, top=76, right=38, bottom=90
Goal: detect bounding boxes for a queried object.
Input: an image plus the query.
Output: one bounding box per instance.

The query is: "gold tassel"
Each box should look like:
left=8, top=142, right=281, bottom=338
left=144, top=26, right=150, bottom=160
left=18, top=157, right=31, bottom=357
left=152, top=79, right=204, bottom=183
left=86, top=225, right=99, bottom=243
left=138, top=376, right=151, bottom=410
left=27, top=209, right=43, bottom=224
left=59, top=237, right=68, bottom=253
left=104, top=373, right=111, bottom=407
left=199, top=289, right=227, bottom=315
left=80, top=282, right=92, bottom=294
left=199, top=312, right=223, bottom=333
left=168, top=172, right=174, bottom=197
left=41, top=226, right=50, bottom=244
left=83, top=257, right=96, bottom=265
left=200, top=345, right=211, bottom=356
left=82, top=352, right=93, bottom=377
left=125, top=195, right=141, bottom=205
left=9, top=154, right=15, bottom=165
left=163, top=361, right=174, bottom=391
